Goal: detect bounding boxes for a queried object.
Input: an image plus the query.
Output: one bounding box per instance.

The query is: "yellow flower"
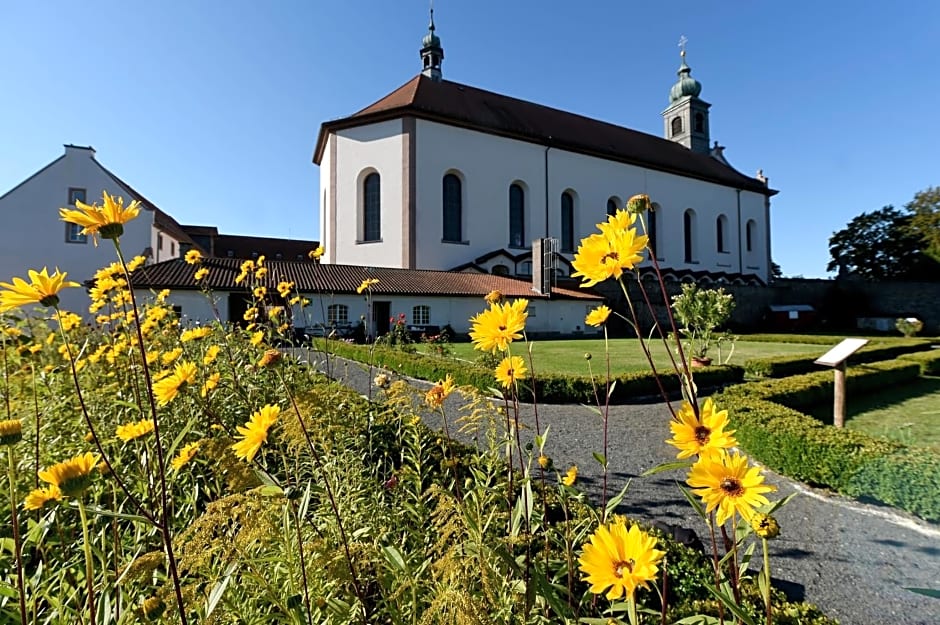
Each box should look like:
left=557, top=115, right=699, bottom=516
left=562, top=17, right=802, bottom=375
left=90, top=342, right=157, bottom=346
left=578, top=520, right=665, bottom=601
left=494, top=355, right=527, bottom=389
left=235, top=271, right=249, bottom=284
left=152, top=361, right=198, bottom=406
left=161, top=348, right=183, bottom=366
left=171, top=442, right=201, bottom=471
left=231, top=404, right=280, bottom=462
left=665, top=398, right=737, bottom=460
left=374, top=373, right=390, bottom=388
left=571, top=212, right=648, bottom=288
left=180, top=327, right=211, bottom=342
left=59, top=191, right=140, bottom=243
left=256, top=255, right=266, bottom=267
left=469, top=299, right=528, bottom=353
left=243, top=307, right=259, bottom=322
left=201, top=372, right=221, bottom=397
left=751, top=513, right=780, bottom=539
left=240, top=260, right=256, bottom=274
left=57, top=311, right=83, bottom=331
left=425, top=374, right=456, bottom=408
left=126, top=255, right=147, bottom=272
left=250, top=331, right=264, bottom=346
left=258, top=349, right=281, bottom=368
left=538, top=454, right=551, bottom=469
left=156, top=289, right=171, bottom=302
left=24, top=485, right=61, bottom=510
left=253, top=286, right=267, bottom=299
left=562, top=465, right=578, bottom=487
left=686, top=450, right=775, bottom=526
left=194, top=267, right=209, bottom=282
left=585, top=305, right=612, bottom=327
left=0, top=267, right=79, bottom=312
left=38, top=452, right=99, bottom=497
left=277, top=281, right=294, bottom=298
left=357, top=278, right=379, bottom=294
left=115, top=419, right=155, bottom=443
left=254, top=267, right=268, bottom=279
left=184, top=250, right=203, bottom=265
left=203, top=345, right=220, bottom=365
left=484, top=290, right=503, bottom=304
left=308, top=245, right=324, bottom=260
left=0, top=419, right=23, bottom=446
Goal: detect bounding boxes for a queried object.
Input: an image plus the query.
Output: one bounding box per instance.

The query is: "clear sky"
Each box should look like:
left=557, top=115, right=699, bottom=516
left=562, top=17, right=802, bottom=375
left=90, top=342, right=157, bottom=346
left=2, top=1, right=936, bottom=278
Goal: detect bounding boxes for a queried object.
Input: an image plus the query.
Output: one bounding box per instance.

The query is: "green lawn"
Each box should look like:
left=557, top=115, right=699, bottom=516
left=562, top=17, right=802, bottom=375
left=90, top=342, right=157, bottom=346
left=806, top=376, right=940, bottom=450
left=420, top=338, right=824, bottom=376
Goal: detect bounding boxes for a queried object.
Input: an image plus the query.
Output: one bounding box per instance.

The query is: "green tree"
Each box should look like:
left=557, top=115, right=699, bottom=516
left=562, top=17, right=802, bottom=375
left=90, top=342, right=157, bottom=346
left=905, top=186, right=940, bottom=263
left=827, top=205, right=935, bottom=280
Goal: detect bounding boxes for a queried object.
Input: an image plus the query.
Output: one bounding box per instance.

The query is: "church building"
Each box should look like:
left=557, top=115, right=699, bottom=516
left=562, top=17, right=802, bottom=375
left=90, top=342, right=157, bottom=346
left=315, top=13, right=777, bottom=285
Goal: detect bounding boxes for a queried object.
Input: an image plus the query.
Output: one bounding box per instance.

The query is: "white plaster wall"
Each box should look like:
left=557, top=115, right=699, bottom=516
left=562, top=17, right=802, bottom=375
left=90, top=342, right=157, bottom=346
left=0, top=147, right=155, bottom=314
left=331, top=121, right=405, bottom=267
left=152, top=229, right=184, bottom=264
left=318, top=136, right=333, bottom=263
left=410, top=120, right=769, bottom=282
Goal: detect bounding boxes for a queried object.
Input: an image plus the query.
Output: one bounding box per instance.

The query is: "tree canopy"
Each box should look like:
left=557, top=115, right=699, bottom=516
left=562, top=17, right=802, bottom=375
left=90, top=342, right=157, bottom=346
left=828, top=188, right=940, bottom=281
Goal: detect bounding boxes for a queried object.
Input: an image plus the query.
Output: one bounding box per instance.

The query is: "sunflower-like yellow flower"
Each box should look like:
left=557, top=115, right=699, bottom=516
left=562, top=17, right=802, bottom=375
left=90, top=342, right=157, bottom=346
left=180, top=327, right=211, bottom=342
left=115, top=419, right=155, bottom=443
left=59, top=191, right=140, bottom=244
left=277, top=281, right=294, bottom=298
left=562, top=465, right=578, bottom=487
left=571, top=211, right=648, bottom=288
left=161, top=348, right=183, bottom=366
left=201, top=372, right=221, bottom=397
left=751, top=513, right=780, bottom=539
left=152, top=361, right=198, bottom=406
left=425, top=374, right=456, bottom=408
left=24, top=485, right=62, bottom=510
left=249, top=331, right=265, bottom=346
left=258, top=349, right=281, bottom=368
left=254, top=266, right=268, bottom=279
left=203, top=345, right=220, bottom=365
left=0, top=268, right=79, bottom=312
left=171, top=442, right=201, bottom=471
left=253, top=286, right=267, bottom=299
left=484, top=290, right=503, bottom=305
left=469, top=299, right=528, bottom=353
left=308, top=245, right=324, bottom=260
left=127, top=255, right=147, bottom=272
left=38, top=452, right=99, bottom=497
left=184, top=250, right=203, bottom=265
left=357, top=278, right=379, bottom=294
left=578, top=520, right=665, bottom=601
left=665, top=398, right=737, bottom=460
left=231, top=404, right=280, bottom=462
left=585, top=305, right=612, bottom=327
left=194, top=267, right=209, bottom=282
left=243, top=307, right=259, bottom=322
left=687, top=450, right=775, bottom=525
left=57, top=311, right=83, bottom=332
left=494, top=355, right=527, bottom=389
left=0, top=419, right=23, bottom=446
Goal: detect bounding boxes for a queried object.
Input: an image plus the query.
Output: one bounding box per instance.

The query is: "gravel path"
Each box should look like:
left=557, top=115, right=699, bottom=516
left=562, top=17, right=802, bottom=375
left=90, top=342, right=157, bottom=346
left=298, top=350, right=940, bottom=625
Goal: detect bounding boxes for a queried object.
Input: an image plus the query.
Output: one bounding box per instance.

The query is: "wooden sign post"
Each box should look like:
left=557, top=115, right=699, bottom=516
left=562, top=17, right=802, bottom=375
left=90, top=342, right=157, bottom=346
left=814, top=338, right=869, bottom=428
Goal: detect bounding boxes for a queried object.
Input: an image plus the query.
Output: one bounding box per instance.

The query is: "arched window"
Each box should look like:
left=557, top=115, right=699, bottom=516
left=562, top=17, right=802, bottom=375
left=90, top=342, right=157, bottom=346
left=648, top=203, right=659, bottom=257
left=716, top=214, right=729, bottom=253
left=561, top=191, right=575, bottom=252
left=442, top=173, right=462, bottom=242
left=694, top=112, right=705, bottom=133
left=327, top=304, right=349, bottom=325
left=492, top=264, right=510, bottom=276
left=363, top=172, right=381, bottom=241
left=509, top=183, right=525, bottom=248
left=683, top=209, right=697, bottom=263
left=412, top=305, right=430, bottom=326
left=746, top=220, right=757, bottom=252
left=671, top=116, right=683, bottom=137
left=606, top=197, right=619, bottom=217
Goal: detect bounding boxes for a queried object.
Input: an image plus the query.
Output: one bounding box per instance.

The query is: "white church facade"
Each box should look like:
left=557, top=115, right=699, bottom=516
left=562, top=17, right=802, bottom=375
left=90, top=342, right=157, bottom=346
left=314, top=15, right=776, bottom=285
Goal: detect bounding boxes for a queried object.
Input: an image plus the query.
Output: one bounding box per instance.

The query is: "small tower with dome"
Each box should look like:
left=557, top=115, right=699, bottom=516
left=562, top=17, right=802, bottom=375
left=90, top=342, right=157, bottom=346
left=420, top=7, right=444, bottom=81
left=662, top=36, right=711, bottom=154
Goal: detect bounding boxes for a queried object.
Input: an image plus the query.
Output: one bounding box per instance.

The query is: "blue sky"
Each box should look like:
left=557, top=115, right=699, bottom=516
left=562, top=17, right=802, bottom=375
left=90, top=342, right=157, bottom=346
left=2, top=1, right=936, bottom=278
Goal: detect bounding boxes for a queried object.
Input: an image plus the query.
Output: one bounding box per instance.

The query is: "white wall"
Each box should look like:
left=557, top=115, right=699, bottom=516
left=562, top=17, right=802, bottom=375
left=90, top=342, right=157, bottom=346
left=0, top=146, right=156, bottom=314
left=330, top=120, right=405, bottom=267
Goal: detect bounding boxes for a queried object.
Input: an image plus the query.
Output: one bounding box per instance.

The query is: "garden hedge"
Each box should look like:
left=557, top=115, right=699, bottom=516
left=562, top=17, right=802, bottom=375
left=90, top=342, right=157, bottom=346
left=715, top=394, right=940, bottom=522
left=898, top=348, right=940, bottom=376
left=743, top=339, right=934, bottom=378
left=310, top=340, right=744, bottom=403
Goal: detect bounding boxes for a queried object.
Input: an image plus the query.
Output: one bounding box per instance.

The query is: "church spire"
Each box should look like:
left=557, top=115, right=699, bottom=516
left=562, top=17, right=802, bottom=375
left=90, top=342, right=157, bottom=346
left=662, top=35, right=711, bottom=154
left=420, top=4, right=444, bottom=81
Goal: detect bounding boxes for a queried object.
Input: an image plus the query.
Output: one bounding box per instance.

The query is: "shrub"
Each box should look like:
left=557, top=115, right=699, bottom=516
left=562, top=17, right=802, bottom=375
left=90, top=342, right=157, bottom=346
left=671, top=283, right=734, bottom=360
left=896, top=317, right=924, bottom=337
left=744, top=338, right=934, bottom=378
left=898, top=349, right=940, bottom=375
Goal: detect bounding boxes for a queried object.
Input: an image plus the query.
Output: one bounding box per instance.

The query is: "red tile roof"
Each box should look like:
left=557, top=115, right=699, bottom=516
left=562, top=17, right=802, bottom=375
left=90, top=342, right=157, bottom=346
left=129, top=258, right=601, bottom=300
left=314, top=75, right=776, bottom=196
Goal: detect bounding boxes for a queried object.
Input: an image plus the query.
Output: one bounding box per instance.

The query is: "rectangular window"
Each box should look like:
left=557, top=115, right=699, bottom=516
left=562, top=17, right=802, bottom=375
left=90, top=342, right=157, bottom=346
left=158, top=233, right=164, bottom=250
left=68, top=188, right=86, bottom=205
left=412, top=305, right=430, bottom=325
left=171, top=242, right=176, bottom=257
left=327, top=304, right=349, bottom=325
left=65, top=222, right=87, bottom=244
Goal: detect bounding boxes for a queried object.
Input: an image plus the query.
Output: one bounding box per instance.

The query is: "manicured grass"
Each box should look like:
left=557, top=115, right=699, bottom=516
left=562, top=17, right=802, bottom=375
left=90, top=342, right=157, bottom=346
left=421, top=338, right=824, bottom=376
left=806, top=376, right=940, bottom=450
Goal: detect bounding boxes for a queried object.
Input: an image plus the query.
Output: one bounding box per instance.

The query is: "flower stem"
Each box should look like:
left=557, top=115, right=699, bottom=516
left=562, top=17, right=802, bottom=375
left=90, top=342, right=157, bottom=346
left=7, top=450, right=28, bottom=625
left=762, top=537, right=773, bottom=625
left=77, top=497, right=96, bottom=624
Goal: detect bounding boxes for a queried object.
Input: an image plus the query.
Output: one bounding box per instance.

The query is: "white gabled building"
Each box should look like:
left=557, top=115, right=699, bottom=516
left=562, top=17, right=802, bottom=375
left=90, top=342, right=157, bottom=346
left=314, top=13, right=776, bottom=285
left=0, top=145, right=196, bottom=313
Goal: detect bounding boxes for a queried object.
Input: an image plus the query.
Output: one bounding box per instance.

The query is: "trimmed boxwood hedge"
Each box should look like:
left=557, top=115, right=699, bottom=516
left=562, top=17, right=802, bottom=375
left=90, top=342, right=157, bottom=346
left=310, top=340, right=744, bottom=403
left=744, top=339, right=934, bottom=378
left=715, top=394, right=940, bottom=522
left=898, top=348, right=940, bottom=375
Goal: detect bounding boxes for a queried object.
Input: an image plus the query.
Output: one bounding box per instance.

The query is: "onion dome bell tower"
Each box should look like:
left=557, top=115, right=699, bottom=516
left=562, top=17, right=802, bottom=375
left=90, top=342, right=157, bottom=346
left=662, top=37, right=711, bottom=154
left=420, top=8, right=444, bottom=81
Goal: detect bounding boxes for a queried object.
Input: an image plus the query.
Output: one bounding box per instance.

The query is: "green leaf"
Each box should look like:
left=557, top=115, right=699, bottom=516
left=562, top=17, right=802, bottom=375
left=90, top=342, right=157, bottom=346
left=380, top=544, right=408, bottom=574
left=206, top=562, right=237, bottom=616
left=642, top=460, right=693, bottom=477
left=605, top=479, right=632, bottom=517
left=592, top=451, right=608, bottom=468
left=905, top=587, right=940, bottom=599
left=703, top=585, right=758, bottom=625
left=678, top=483, right=707, bottom=521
